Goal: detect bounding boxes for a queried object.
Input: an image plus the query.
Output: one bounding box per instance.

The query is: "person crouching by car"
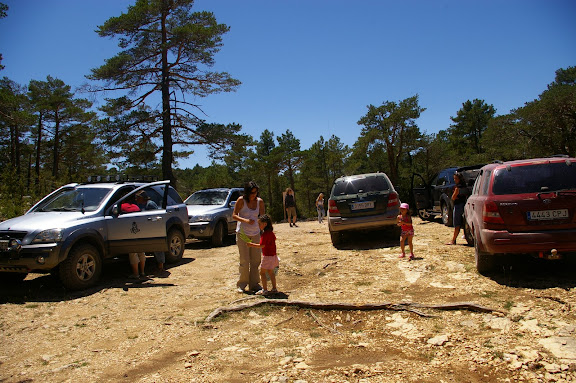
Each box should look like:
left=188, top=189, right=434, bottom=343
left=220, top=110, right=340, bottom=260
left=135, top=190, right=168, bottom=277
left=121, top=195, right=146, bottom=279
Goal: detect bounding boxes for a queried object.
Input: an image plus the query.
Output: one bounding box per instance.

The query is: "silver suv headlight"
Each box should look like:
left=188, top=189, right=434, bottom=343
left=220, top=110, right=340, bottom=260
left=32, top=229, right=63, bottom=244
left=189, top=215, right=214, bottom=223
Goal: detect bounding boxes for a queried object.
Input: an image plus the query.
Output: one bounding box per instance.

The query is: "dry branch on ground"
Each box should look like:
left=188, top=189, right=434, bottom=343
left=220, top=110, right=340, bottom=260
left=203, top=298, right=505, bottom=323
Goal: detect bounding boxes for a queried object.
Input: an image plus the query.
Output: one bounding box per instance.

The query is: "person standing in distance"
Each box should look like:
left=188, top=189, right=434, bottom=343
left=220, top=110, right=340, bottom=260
left=316, top=192, right=325, bottom=224
left=232, top=181, right=265, bottom=293
left=284, top=188, right=297, bottom=227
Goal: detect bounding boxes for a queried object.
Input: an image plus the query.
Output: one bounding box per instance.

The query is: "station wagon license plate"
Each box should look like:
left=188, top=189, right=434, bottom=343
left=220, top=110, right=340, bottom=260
left=527, top=209, right=569, bottom=221
left=0, top=240, right=9, bottom=251
left=351, top=201, right=375, bottom=211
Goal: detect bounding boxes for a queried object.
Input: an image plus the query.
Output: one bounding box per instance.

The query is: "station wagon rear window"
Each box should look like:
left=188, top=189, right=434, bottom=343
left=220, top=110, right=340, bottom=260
left=492, top=162, right=576, bottom=195
left=333, top=175, right=390, bottom=196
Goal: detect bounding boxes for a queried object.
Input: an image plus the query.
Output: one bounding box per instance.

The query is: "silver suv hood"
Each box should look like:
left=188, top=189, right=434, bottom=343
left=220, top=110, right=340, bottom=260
left=0, top=212, right=93, bottom=231
left=186, top=205, right=226, bottom=215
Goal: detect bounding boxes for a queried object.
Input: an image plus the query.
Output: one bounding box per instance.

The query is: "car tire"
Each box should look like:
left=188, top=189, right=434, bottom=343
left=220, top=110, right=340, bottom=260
left=474, top=237, right=495, bottom=275
left=418, top=209, right=434, bottom=221
left=442, top=203, right=454, bottom=227
left=165, top=228, right=185, bottom=264
left=330, top=231, right=342, bottom=246
left=59, top=244, right=102, bottom=290
left=463, top=219, right=474, bottom=246
left=211, top=221, right=225, bottom=247
left=0, top=272, right=27, bottom=285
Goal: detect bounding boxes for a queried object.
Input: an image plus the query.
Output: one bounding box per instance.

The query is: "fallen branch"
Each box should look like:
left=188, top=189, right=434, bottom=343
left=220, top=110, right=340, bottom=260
left=203, top=299, right=504, bottom=323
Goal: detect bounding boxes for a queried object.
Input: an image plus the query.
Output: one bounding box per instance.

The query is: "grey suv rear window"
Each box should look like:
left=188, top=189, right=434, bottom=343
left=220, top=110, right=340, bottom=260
left=333, top=175, right=390, bottom=196
left=492, top=162, right=576, bottom=195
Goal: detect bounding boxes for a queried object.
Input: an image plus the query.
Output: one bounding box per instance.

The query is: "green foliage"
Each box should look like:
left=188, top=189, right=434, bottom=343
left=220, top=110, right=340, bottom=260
left=89, top=0, right=242, bottom=184
left=357, top=95, right=425, bottom=184
left=448, top=99, right=496, bottom=157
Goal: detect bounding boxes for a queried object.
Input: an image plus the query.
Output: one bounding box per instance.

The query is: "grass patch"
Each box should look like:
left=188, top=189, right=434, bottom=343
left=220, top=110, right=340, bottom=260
left=480, top=291, right=496, bottom=299
left=354, top=281, right=372, bottom=287
left=309, top=331, right=322, bottom=338
left=503, top=300, right=514, bottom=310
left=25, top=304, right=39, bottom=309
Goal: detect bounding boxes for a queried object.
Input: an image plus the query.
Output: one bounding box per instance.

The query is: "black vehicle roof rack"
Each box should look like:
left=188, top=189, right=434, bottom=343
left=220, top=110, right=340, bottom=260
left=86, top=175, right=159, bottom=183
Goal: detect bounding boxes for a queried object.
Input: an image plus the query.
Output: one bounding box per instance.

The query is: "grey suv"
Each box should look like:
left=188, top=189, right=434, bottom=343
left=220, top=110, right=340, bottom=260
left=327, top=172, right=401, bottom=246
left=0, top=178, right=190, bottom=290
left=185, top=188, right=243, bottom=246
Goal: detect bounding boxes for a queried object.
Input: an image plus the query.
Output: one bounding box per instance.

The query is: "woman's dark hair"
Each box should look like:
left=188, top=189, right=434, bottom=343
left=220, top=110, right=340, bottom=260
left=454, top=172, right=464, bottom=184
left=243, top=181, right=259, bottom=198
left=258, top=214, right=273, bottom=232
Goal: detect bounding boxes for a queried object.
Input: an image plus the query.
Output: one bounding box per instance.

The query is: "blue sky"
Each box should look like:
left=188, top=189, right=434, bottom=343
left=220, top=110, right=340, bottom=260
left=1, top=0, right=575, bottom=168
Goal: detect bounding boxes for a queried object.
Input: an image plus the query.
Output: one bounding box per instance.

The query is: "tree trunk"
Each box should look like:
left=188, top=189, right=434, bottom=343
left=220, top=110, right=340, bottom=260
left=160, top=4, right=175, bottom=185
left=35, top=113, right=43, bottom=186
left=52, top=112, right=60, bottom=178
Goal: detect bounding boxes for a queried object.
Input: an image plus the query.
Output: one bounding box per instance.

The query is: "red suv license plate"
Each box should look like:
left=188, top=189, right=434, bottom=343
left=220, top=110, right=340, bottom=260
left=527, top=209, right=569, bottom=221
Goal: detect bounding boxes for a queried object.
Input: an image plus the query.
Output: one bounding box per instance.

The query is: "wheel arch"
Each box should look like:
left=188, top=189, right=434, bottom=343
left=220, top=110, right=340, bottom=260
left=59, top=229, right=106, bottom=263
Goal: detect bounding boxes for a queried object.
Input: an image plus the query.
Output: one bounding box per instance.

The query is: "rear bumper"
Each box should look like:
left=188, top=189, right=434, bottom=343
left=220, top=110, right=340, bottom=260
left=328, top=215, right=397, bottom=233
left=480, top=229, right=576, bottom=255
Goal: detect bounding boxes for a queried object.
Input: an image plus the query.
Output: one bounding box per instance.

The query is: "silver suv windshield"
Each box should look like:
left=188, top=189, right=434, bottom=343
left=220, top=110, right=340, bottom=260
left=185, top=191, right=228, bottom=206
left=33, top=187, right=111, bottom=212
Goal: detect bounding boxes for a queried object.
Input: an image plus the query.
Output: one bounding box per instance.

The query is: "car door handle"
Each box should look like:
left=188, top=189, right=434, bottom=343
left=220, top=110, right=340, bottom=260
left=148, top=216, right=163, bottom=222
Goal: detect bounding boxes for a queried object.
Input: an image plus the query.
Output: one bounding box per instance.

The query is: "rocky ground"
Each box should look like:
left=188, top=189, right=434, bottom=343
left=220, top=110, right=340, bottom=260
left=1, top=218, right=575, bottom=383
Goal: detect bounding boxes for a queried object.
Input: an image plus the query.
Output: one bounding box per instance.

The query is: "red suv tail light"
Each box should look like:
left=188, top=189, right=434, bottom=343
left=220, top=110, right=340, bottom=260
left=387, top=192, right=399, bottom=208
left=483, top=201, right=504, bottom=224
left=328, top=199, right=340, bottom=216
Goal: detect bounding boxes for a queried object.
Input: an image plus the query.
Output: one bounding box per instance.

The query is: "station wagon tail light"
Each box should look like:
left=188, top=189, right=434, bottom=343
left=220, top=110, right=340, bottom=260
left=328, top=199, right=340, bottom=216
left=483, top=201, right=504, bottom=224
left=387, top=192, right=399, bottom=208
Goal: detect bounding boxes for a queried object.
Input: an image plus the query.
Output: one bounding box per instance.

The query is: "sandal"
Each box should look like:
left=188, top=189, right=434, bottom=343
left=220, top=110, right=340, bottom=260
left=399, top=252, right=406, bottom=258
left=409, top=253, right=415, bottom=260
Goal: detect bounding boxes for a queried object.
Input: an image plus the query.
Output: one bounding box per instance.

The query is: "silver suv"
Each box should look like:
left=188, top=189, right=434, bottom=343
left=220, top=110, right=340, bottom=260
left=0, top=178, right=190, bottom=290
left=185, top=188, right=243, bottom=246
left=328, top=172, right=401, bottom=246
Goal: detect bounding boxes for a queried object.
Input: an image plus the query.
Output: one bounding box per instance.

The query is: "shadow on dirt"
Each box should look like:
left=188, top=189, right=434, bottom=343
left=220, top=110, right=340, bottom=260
left=487, top=256, right=576, bottom=290
left=0, top=256, right=195, bottom=304
left=185, top=235, right=237, bottom=249
left=334, top=230, right=401, bottom=251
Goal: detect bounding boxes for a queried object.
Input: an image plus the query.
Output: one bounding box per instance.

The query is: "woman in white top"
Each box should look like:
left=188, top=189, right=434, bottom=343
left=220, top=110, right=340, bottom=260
left=316, top=193, right=325, bottom=224
left=232, top=181, right=266, bottom=293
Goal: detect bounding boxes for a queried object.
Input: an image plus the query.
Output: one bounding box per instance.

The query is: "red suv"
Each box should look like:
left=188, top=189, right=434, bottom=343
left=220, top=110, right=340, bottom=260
left=465, top=156, right=576, bottom=274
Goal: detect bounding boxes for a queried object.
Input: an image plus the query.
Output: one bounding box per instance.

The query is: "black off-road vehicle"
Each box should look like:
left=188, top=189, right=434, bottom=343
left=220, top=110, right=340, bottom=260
left=412, top=165, right=483, bottom=227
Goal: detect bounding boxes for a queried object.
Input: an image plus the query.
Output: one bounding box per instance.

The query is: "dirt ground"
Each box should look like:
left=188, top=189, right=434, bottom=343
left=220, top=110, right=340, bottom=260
left=1, top=218, right=576, bottom=383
